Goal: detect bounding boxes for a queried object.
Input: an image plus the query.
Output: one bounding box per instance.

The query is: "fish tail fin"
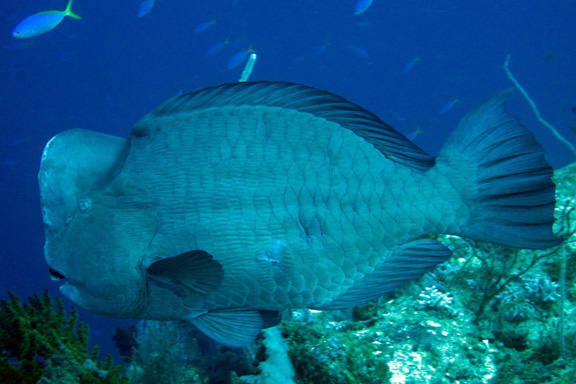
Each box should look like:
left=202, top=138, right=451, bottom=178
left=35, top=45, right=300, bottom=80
left=436, top=89, right=561, bottom=249
left=65, top=0, right=81, bottom=19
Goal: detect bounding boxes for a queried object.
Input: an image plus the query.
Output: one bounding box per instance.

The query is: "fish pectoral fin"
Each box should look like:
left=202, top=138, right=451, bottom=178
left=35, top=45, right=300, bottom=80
left=321, top=239, right=452, bottom=310
left=188, top=309, right=279, bottom=347
left=146, top=250, right=224, bottom=295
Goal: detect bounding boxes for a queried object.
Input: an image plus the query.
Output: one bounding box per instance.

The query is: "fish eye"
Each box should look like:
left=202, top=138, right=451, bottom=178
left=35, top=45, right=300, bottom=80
left=78, top=198, right=92, bottom=213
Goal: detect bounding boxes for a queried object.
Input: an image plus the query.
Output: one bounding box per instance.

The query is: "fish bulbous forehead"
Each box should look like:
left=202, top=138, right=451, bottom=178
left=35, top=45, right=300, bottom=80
left=38, top=129, right=129, bottom=227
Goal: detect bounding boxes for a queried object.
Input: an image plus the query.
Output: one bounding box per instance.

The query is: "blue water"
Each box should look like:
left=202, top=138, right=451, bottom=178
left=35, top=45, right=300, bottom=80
left=1, top=0, right=575, bottom=360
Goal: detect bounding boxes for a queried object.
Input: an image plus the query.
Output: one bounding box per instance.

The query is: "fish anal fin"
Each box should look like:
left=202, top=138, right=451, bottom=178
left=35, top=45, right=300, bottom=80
left=147, top=250, right=223, bottom=295
left=188, top=309, right=279, bottom=347
left=321, top=239, right=452, bottom=310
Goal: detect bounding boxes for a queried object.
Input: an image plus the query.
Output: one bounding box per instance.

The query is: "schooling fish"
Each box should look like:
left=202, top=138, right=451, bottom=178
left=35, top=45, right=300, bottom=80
left=227, top=47, right=255, bottom=69
left=39, top=82, right=561, bottom=347
left=137, top=0, right=155, bottom=18
left=402, top=57, right=421, bottom=74
left=194, top=19, right=216, bottom=34
left=439, top=98, right=460, bottom=114
left=354, top=0, right=373, bottom=15
left=207, top=38, right=231, bottom=55
left=12, top=0, right=81, bottom=39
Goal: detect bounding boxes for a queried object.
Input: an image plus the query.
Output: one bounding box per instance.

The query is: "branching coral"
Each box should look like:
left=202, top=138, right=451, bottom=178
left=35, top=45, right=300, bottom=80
left=0, top=291, right=127, bottom=384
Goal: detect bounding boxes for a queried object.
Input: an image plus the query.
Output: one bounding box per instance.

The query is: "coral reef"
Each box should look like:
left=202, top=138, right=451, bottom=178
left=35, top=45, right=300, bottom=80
left=126, top=320, right=257, bottom=384
left=112, top=325, right=138, bottom=363
left=239, top=327, right=295, bottom=384
left=126, top=321, right=203, bottom=384
left=0, top=290, right=127, bottom=384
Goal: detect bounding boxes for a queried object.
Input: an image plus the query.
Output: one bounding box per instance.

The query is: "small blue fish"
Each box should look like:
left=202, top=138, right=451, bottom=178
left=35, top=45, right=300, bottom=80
left=194, top=20, right=216, bottom=34
left=439, top=99, right=460, bottom=114
left=354, top=0, right=373, bottom=15
left=314, top=42, right=330, bottom=56
left=207, top=38, right=231, bottom=55
left=402, top=57, right=421, bottom=74
left=349, top=45, right=370, bottom=59
left=227, top=47, right=255, bottom=70
left=137, top=0, right=155, bottom=18
left=12, top=0, right=81, bottom=39
left=406, top=127, right=424, bottom=141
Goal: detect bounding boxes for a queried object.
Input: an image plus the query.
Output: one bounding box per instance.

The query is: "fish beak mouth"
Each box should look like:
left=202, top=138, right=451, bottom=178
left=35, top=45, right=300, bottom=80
left=59, top=281, right=81, bottom=304
left=50, top=269, right=81, bottom=305
left=49, top=267, right=66, bottom=281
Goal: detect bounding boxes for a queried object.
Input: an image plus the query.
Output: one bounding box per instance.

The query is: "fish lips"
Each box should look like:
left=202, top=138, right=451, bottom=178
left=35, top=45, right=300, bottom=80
left=48, top=267, right=82, bottom=305
left=47, top=268, right=88, bottom=309
left=48, top=267, right=78, bottom=298
left=59, top=281, right=81, bottom=304
left=49, top=267, right=66, bottom=281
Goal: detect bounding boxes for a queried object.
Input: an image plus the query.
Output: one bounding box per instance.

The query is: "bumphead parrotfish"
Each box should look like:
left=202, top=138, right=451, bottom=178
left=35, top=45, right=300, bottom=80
left=39, top=82, right=561, bottom=346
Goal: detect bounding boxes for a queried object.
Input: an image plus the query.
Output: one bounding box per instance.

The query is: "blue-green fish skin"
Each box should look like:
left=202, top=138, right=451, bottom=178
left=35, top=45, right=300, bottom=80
left=354, top=0, right=373, bottom=15
left=12, top=0, right=81, bottom=39
left=227, top=47, right=255, bottom=69
left=137, top=0, right=155, bottom=18
left=38, top=82, right=561, bottom=347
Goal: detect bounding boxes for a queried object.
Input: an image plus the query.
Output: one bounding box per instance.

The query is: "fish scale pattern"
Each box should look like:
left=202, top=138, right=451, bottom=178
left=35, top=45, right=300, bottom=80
left=127, top=104, right=447, bottom=314
left=39, top=82, right=560, bottom=347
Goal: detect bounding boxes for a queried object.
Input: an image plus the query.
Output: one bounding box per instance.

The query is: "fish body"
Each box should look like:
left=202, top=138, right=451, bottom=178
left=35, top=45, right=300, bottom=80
left=194, top=20, right=216, bottom=34
left=314, top=43, right=330, bottom=56
left=402, top=57, right=421, bottom=74
left=12, top=0, right=80, bottom=39
left=227, top=48, right=254, bottom=69
left=39, top=82, right=561, bottom=347
left=354, top=0, right=373, bottom=15
left=137, top=0, right=155, bottom=18
left=439, top=98, right=460, bottom=114
left=406, top=127, right=424, bottom=140
left=349, top=45, right=370, bottom=58
left=207, top=38, right=230, bottom=55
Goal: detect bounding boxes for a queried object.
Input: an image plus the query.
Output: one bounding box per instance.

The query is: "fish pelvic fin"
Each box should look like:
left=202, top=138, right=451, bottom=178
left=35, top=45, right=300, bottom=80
left=64, top=0, right=81, bottom=19
left=436, top=89, right=562, bottom=249
left=187, top=309, right=281, bottom=347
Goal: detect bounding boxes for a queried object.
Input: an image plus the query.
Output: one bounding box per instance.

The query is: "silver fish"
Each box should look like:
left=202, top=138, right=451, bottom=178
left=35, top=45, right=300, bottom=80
left=39, top=82, right=561, bottom=346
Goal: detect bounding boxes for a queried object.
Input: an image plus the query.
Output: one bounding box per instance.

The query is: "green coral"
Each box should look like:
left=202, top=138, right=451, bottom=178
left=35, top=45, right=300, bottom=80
left=0, top=291, right=128, bottom=384
left=281, top=313, right=392, bottom=384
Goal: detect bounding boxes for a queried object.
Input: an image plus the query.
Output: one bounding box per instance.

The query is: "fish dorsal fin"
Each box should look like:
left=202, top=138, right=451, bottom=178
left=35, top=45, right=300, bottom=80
left=187, top=309, right=280, bottom=347
left=146, top=250, right=224, bottom=295
left=134, top=81, right=435, bottom=172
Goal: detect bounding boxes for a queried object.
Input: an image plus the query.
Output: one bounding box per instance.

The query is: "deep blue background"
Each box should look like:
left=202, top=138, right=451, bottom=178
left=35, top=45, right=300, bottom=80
left=1, top=0, right=575, bottom=359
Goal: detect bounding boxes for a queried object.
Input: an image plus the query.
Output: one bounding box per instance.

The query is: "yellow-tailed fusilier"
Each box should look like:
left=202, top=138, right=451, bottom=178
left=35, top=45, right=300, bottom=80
left=12, top=0, right=80, bottom=39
